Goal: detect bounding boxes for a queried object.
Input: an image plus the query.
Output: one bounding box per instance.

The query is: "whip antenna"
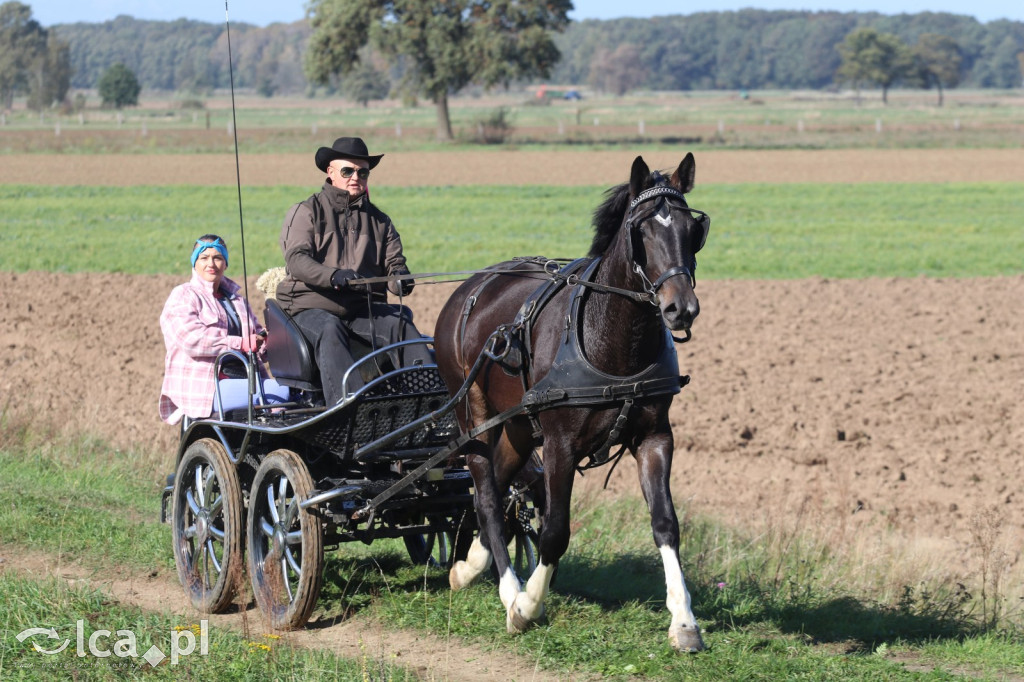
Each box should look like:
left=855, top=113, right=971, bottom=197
left=224, top=0, right=251, bottom=334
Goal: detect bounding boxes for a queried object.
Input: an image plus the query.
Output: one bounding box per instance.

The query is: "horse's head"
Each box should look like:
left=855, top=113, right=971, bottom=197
left=621, top=153, right=709, bottom=334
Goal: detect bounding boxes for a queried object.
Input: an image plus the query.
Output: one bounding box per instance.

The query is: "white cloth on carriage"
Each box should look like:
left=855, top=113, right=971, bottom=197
left=213, top=378, right=290, bottom=417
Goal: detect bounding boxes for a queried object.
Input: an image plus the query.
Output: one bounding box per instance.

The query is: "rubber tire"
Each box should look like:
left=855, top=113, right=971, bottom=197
left=171, top=438, right=244, bottom=613
left=246, top=449, right=324, bottom=630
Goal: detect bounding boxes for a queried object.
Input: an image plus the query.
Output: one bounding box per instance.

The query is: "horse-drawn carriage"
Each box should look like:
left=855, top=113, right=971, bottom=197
left=161, top=153, right=710, bottom=651
left=160, top=295, right=543, bottom=630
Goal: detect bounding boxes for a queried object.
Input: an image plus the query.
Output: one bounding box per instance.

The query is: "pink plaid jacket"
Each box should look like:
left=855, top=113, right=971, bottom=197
left=159, top=273, right=265, bottom=424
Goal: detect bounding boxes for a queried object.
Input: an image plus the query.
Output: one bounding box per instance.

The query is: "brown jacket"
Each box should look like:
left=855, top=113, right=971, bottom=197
left=276, top=182, right=408, bottom=318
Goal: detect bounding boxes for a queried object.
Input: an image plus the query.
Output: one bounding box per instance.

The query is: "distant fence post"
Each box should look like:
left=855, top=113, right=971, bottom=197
left=875, top=118, right=882, bottom=133
left=557, top=119, right=565, bottom=136
left=55, top=122, right=60, bottom=136
left=638, top=119, right=645, bottom=135
left=797, top=119, right=804, bottom=133
left=395, top=122, right=401, bottom=138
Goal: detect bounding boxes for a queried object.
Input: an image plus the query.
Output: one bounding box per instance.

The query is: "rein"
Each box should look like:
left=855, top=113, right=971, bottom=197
left=351, top=257, right=661, bottom=304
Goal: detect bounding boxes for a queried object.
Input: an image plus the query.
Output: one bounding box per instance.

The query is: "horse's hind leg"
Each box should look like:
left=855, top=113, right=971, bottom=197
left=450, top=425, right=530, bottom=594
left=449, top=438, right=496, bottom=591
left=507, top=437, right=574, bottom=633
left=636, top=431, right=706, bottom=653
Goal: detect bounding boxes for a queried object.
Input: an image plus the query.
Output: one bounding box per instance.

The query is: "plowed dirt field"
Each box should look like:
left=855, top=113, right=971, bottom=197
left=3, top=149, right=1022, bottom=569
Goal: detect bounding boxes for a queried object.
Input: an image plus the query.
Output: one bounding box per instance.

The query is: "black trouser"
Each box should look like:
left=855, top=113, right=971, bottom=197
left=292, top=305, right=433, bottom=404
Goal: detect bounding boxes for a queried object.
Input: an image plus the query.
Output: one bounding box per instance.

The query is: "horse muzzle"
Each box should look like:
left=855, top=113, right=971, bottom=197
left=659, top=293, right=700, bottom=332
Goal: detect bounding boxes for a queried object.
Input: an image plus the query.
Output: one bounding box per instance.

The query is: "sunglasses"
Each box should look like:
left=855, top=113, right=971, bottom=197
left=335, top=166, right=370, bottom=180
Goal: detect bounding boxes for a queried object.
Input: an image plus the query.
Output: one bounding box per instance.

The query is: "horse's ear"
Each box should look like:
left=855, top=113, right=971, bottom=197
left=629, top=156, right=651, bottom=198
left=670, top=153, right=696, bottom=194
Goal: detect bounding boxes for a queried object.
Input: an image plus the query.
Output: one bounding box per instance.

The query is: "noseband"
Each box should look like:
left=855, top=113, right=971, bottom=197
left=624, top=184, right=710, bottom=303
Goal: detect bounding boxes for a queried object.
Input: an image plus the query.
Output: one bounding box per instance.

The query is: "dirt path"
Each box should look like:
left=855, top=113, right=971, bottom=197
left=0, top=545, right=576, bottom=681
left=3, top=149, right=1024, bottom=187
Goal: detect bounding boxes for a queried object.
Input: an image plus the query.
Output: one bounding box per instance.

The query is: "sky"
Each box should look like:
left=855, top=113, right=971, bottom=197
left=32, top=0, right=1024, bottom=28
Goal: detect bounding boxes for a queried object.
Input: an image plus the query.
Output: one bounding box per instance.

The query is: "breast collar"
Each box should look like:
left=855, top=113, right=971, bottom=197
left=523, top=257, right=688, bottom=411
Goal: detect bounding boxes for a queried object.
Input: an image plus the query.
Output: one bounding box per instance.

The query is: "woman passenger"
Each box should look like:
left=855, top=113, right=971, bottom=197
left=158, top=234, right=269, bottom=424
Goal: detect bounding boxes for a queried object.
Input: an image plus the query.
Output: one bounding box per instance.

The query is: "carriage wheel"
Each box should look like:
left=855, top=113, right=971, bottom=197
left=404, top=511, right=474, bottom=569
left=171, top=438, right=243, bottom=613
left=246, top=449, right=324, bottom=630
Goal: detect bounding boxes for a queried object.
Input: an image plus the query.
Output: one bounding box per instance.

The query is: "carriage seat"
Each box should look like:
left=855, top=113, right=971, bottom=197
left=264, top=297, right=424, bottom=398
left=264, top=298, right=321, bottom=392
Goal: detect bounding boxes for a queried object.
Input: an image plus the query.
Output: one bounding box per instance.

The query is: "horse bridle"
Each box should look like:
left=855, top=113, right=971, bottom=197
left=624, top=183, right=711, bottom=304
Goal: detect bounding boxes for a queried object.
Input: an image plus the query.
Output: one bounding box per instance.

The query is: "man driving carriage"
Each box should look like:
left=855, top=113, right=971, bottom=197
left=275, top=136, right=432, bottom=404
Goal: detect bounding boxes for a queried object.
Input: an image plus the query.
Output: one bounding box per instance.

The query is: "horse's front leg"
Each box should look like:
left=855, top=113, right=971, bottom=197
left=636, top=430, right=706, bottom=653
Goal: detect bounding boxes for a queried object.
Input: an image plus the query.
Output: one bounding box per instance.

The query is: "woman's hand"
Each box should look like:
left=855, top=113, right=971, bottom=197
left=241, top=333, right=264, bottom=353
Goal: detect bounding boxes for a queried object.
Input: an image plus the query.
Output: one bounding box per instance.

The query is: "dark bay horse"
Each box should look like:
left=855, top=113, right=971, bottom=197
left=433, top=153, right=709, bottom=652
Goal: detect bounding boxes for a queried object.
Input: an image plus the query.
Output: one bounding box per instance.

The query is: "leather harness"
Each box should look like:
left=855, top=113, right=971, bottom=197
left=456, top=181, right=706, bottom=473
left=462, top=257, right=689, bottom=473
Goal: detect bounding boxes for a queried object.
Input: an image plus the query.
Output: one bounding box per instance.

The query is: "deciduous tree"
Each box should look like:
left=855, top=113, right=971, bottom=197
left=97, top=62, right=140, bottom=108
left=911, top=33, right=962, bottom=106
left=588, top=43, right=645, bottom=96
left=304, top=0, right=572, bottom=141
left=837, top=27, right=912, bottom=103
left=0, top=2, right=45, bottom=108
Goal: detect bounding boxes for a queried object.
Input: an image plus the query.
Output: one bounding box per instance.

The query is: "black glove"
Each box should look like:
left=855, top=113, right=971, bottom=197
left=393, top=267, right=414, bottom=296
left=330, top=268, right=358, bottom=290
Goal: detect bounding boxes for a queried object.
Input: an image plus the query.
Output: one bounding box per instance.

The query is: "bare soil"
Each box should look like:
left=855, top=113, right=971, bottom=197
left=2, top=149, right=1022, bottom=674
left=4, top=149, right=1024, bottom=186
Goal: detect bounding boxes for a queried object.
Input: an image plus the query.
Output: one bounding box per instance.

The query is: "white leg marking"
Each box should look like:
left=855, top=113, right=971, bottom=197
left=660, top=545, right=705, bottom=652
left=498, top=567, right=521, bottom=611
left=511, top=561, right=554, bottom=624
left=499, top=567, right=530, bottom=634
left=449, top=537, right=491, bottom=591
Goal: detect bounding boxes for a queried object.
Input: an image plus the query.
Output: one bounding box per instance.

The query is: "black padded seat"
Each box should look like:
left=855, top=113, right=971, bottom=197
left=264, top=298, right=394, bottom=394
left=264, top=298, right=320, bottom=392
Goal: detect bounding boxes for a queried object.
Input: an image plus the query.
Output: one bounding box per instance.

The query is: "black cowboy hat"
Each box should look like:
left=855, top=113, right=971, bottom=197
left=314, top=136, right=384, bottom=172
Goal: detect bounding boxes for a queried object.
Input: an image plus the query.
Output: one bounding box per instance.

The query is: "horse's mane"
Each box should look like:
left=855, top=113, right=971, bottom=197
left=587, top=182, right=631, bottom=257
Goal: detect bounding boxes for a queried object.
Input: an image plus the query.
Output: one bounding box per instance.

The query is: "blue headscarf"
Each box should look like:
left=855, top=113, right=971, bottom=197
left=190, top=239, right=229, bottom=268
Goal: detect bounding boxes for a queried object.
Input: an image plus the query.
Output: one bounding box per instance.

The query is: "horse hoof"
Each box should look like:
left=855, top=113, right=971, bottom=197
left=506, top=603, right=541, bottom=634
left=670, top=625, right=705, bottom=653
left=449, top=563, right=467, bottom=591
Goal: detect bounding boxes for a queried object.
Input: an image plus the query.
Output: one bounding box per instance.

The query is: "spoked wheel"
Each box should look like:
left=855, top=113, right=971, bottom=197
left=404, top=511, right=474, bottom=569
left=171, top=438, right=243, bottom=613
left=246, top=449, right=323, bottom=630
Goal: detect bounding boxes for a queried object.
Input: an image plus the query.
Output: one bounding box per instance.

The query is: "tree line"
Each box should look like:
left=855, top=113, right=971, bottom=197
left=4, top=2, right=1023, bottom=115
left=550, top=10, right=1024, bottom=92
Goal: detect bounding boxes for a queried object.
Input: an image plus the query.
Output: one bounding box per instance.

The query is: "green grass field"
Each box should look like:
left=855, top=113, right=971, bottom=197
left=2, top=425, right=1021, bottom=680
left=3, top=182, right=1023, bottom=279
